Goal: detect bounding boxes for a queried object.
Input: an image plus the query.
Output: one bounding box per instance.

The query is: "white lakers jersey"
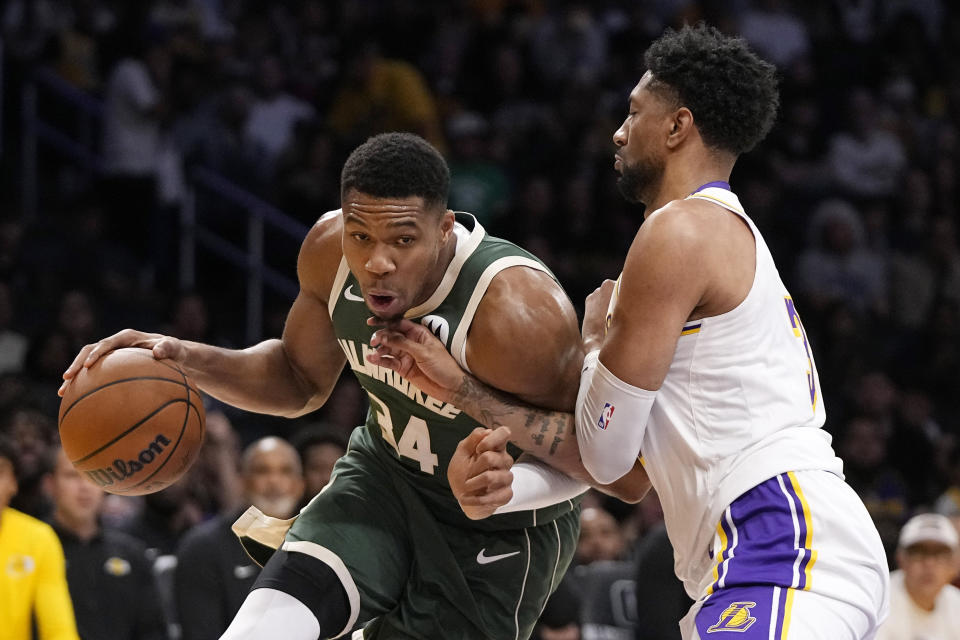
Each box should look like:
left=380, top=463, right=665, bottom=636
left=613, top=187, right=844, bottom=596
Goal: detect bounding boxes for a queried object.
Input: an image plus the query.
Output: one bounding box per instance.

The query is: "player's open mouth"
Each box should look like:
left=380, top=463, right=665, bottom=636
left=367, top=293, right=397, bottom=313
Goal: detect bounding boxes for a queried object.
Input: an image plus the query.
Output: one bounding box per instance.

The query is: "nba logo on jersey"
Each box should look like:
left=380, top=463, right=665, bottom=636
left=597, top=403, right=615, bottom=430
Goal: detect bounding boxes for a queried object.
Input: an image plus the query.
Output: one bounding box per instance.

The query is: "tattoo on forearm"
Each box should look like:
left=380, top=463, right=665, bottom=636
left=550, top=436, right=562, bottom=455
left=453, top=373, right=572, bottom=457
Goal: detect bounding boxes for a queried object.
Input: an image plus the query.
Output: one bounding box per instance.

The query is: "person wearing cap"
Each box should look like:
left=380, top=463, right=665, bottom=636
left=877, top=513, right=960, bottom=639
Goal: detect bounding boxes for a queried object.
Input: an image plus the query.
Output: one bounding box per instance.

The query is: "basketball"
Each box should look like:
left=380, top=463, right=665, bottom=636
left=58, top=348, right=206, bottom=496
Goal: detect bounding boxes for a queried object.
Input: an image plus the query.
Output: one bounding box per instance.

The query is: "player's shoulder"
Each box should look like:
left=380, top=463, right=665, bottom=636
left=299, top=209, right=344, bottom=299
left=302, top=209, right=343, bottom=253
left=630, top=198, right=731, bottom=268
left=478, top=265, right=573, bottom=337
left=466, top=260, right=581, bottom=404
left=641, top=198, right=722, bottom=242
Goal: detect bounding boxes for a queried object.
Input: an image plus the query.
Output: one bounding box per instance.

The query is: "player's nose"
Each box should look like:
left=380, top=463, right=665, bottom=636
left=613, top=121, right=627, bottom=146
left=365, top=247, right=395, bottom=276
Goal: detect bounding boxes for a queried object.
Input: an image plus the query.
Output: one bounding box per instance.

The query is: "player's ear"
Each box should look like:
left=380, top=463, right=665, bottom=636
left=440, top=209, right=455, bottom=242
left=665, top=107, right=694, bottom=149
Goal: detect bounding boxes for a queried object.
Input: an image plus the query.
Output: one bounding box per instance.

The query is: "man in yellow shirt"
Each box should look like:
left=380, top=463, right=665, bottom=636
left=0, top=435, right=80, bottom=640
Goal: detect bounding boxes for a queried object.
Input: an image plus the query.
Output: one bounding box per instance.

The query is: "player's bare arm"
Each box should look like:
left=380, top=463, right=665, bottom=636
left=600, top=198, right=755, bottom=388
left=451, top=266, right=652, bottom=496
left=60, top=214, right=348, bottom=418
left=463, top=267, right=583, bottom=451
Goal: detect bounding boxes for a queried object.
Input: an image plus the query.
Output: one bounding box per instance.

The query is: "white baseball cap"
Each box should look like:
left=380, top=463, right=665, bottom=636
left=898, top=513, right=960, bottom=550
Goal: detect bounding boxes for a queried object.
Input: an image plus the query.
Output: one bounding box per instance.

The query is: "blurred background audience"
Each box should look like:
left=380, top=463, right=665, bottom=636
left=2, top=1, right=960, bottom=638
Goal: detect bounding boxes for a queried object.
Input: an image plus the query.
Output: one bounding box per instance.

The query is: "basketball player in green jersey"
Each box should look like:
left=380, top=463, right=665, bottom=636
left=60, top=132, right=649, bottom=639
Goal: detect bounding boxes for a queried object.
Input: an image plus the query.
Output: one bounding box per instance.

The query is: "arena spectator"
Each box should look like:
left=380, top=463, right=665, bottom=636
left=174, top=436, right=303, bottom=640
left=0, top=435, right=79, bottom=640
left=45, top=445, right=166, bottom=640
left=877, top=513, right=960, bottom=640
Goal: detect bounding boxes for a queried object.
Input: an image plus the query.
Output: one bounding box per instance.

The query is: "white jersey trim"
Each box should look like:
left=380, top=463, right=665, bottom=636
left=328, top=256, right=351, bottom=318
left=513, top=529, right=533, bottom=640
left=451, top=256, right=550, bottom=373
left=405, top=214, right=485, bottom=319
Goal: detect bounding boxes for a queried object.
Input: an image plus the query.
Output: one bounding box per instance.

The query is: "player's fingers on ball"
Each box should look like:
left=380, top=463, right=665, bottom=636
left=63, top=344, right=94, bottom=378
left=85, top=329, right=137, bottom=365
left=153, top=337, right=179, bottom=360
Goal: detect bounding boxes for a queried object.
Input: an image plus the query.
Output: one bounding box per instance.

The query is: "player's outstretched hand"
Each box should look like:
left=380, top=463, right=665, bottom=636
left=583, top=279, right=617, bottom=351
left=448, top=426, right=514, bottom=520
left=367, top=318, right=465, bottom=403
left=59, top=329, right=185, bottom=397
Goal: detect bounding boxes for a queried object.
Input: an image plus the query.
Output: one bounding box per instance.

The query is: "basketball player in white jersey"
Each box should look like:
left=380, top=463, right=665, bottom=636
left=368, top=23, right=890, bottom=639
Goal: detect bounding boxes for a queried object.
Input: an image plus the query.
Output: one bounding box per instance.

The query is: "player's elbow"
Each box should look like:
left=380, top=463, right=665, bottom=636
left=581, top=449, right=636, bottom=486
left=600, top=465, right=651, bottom=503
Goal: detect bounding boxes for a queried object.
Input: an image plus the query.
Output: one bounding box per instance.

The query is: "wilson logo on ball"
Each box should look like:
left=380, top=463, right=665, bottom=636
left=84, top=434, right=172, bottom=488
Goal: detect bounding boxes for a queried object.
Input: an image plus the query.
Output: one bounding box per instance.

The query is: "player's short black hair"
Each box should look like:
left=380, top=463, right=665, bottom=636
left=644, top=23, right=779, bottom=155
left=340, top=132, right=450, bottom=210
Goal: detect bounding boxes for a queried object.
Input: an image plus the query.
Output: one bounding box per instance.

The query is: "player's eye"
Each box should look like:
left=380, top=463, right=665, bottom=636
left=397, top=236, right=415, bottom=246
left=351, top=232, right=370, bottom=242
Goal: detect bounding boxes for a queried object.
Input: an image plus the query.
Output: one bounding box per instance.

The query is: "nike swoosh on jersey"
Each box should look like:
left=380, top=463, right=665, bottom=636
left=344, top=285, right=364, bottom=302
left=476, top=549, right=521, bottom=565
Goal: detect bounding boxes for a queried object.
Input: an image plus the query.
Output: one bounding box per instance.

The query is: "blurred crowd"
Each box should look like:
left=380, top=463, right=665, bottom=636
left=2, top=0, right=960, bottom=638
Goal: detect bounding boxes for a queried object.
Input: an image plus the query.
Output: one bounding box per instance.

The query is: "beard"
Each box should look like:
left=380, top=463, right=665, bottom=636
left=616, top=155, right=664, bottom=204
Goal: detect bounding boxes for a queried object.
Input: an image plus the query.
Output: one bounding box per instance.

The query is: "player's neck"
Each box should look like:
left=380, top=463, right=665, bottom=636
left=645, top=155, right=733, bottom=215
left=414, top=231, right=458, bottom=307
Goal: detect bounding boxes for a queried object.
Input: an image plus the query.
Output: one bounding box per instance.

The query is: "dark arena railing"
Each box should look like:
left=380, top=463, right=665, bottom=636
left=16, top=64, right=308, bottom=343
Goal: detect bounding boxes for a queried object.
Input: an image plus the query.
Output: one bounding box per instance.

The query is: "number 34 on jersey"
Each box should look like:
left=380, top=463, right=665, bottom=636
left=368, top=391, right=440, bottom=475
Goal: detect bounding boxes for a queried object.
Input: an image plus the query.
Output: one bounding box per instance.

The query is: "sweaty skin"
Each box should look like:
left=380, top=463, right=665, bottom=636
left=60, top=191, right=648, bottom=514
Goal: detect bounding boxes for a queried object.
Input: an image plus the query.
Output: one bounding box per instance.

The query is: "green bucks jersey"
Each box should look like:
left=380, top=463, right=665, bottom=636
left=328, top=212, right=578, bottom=530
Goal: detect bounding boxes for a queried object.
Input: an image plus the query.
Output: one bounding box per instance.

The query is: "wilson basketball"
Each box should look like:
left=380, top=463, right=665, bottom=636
left=58, top=348, right=205, bottom=495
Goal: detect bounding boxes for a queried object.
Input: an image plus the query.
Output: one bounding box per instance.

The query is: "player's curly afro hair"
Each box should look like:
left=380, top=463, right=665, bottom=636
left=644, top=23, right=779, bottom=155
left=341, top=132, right=449, bottom=210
